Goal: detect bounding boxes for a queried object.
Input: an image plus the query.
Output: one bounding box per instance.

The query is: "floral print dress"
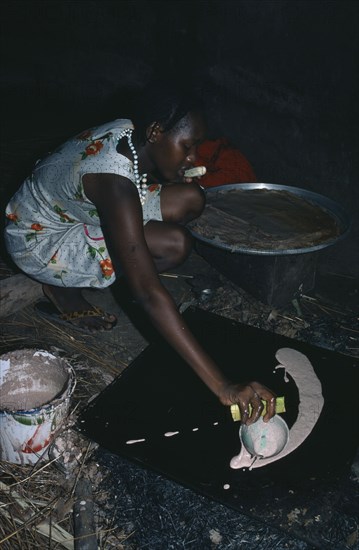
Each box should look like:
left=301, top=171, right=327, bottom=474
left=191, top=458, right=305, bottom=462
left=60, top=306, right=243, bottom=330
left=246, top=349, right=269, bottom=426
left=5, top=119, right=162, bottom=288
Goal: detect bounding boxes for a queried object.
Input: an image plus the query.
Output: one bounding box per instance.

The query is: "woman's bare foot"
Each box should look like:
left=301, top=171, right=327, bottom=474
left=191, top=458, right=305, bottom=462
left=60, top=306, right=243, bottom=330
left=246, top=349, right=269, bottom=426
left=42, top=284, right=117, bottom=332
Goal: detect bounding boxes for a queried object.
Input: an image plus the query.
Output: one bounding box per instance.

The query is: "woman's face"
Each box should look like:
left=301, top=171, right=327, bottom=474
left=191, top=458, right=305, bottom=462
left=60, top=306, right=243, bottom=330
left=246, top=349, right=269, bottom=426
left=147, top=111, right=207, bottom=182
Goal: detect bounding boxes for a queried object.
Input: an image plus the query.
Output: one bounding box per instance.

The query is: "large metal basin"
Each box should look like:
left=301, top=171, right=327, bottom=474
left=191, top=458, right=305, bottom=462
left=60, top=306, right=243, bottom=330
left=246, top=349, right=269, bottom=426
left=189, top=183, right=351, bottom=306
left=190, top=183, right=351, bottom=256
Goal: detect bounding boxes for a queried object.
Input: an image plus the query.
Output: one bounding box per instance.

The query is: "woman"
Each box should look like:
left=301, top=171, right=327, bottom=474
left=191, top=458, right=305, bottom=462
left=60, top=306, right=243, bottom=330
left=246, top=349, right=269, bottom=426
left=4, top=83, right=276, bottom=425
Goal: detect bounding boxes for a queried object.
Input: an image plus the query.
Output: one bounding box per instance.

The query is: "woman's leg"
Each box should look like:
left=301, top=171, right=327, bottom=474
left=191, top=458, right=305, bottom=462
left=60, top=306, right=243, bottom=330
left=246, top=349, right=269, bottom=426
left=159, top=182, right=205, bottom=225
left=143, top=182, right=205, bottom=272
left=42, top=184, right=204, bottom=329
left=144, top=221, right=193, bottom=272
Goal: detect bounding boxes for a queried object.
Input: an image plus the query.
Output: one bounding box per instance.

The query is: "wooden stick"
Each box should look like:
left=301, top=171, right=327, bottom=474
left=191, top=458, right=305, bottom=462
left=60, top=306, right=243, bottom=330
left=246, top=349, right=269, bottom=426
left=73, top=479, right=97, bottom=550
left=160, top=273, right=194, bottom=279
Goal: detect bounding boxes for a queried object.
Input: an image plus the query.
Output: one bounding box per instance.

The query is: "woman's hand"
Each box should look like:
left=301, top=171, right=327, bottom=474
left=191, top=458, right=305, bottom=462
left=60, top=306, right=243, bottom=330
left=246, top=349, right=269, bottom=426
left=218, top=381, right=277, bottom=425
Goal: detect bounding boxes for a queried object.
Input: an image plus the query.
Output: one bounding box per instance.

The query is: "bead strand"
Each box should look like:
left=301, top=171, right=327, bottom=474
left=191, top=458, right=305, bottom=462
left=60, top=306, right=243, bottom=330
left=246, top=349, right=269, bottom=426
left=118, top=129, right=147, bottom=205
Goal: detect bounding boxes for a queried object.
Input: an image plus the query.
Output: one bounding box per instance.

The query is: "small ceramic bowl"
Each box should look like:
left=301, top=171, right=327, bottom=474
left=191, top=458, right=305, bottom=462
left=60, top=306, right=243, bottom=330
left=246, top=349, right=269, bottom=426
left=240, top=414, right=289, bottom=458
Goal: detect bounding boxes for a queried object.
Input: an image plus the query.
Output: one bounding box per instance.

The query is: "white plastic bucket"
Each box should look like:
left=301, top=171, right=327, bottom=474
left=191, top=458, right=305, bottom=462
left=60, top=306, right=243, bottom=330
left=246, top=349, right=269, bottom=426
left=0, top=348, right=76, bottom=465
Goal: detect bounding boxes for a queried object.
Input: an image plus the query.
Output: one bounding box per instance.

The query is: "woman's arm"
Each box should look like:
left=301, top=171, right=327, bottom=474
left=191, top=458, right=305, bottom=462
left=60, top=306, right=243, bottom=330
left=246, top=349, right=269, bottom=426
left=83, top=173, right=276, bottom=424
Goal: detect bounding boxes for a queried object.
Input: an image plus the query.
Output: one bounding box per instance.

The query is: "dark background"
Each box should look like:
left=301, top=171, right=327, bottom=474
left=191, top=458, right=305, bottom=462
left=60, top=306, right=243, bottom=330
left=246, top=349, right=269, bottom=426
left=1, top=0, right=358, bottom=277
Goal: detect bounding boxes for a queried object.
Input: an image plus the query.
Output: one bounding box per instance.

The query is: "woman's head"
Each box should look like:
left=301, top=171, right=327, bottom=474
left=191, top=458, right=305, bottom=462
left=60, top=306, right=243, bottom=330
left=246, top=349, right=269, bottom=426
left=132, top=79, right=205, bottom=143
left=145, top=110, right=206, bottom=182
left=131, top=79, right=207, bottom=182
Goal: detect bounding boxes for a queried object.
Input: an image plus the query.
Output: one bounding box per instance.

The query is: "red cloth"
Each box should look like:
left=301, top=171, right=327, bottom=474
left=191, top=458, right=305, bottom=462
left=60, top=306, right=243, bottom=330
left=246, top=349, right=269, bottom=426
left=194, top=138, right=256, bottom=188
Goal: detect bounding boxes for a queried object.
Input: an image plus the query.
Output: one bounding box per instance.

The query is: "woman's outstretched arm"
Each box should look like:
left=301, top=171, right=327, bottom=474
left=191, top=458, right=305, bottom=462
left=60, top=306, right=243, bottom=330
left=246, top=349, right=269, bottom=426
left=83, top=173, right=276, bottom=424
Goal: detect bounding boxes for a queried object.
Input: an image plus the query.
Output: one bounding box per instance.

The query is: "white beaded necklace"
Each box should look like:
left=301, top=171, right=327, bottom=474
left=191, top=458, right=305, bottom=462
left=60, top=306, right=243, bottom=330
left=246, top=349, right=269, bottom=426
left=118, top=128, right=147, bottom=205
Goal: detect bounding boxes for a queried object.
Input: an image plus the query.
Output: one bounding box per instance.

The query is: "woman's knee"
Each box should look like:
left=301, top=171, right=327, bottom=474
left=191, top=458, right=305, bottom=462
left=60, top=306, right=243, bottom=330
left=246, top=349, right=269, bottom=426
left=166, top=225, right=193, bottom=265
left=184, top=184, right=205, bottom=222
left=161, top=183, right=205, bottom=224
left=145, top=221, right=193, bottom=270
left=162, top=224, right=193, bottom=269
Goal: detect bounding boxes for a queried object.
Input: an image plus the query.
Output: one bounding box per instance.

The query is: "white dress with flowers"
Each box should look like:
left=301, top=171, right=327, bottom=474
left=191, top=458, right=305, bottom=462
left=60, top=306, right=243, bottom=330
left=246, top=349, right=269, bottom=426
left=5, top=119, right=162, bottom=288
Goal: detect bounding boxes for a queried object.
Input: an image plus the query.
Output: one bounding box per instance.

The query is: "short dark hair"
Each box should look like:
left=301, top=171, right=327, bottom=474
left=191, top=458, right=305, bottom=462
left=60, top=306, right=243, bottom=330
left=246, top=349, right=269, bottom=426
left=130, top=78, right=205, bottom=144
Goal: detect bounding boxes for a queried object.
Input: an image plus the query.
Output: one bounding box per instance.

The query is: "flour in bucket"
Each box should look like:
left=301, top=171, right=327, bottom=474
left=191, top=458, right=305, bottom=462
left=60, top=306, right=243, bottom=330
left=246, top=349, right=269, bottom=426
left=0, top=348, right=76, bottom=465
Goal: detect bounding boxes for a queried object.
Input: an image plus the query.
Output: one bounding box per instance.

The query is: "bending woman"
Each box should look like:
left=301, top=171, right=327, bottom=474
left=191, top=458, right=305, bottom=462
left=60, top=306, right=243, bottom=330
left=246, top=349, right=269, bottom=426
left=4, top=84, right=276, bottom=424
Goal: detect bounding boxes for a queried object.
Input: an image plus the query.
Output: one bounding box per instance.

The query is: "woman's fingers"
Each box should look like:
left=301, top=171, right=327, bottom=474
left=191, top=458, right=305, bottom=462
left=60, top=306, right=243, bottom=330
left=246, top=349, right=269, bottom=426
left=263, top=396, right=277, bottom=422
left=219, top=381, right=277, bottom=424
left=237, top=397, right=250, bottom=425
left=249, top=382, right=277, bottom=422
left=246, top=392, right=264, bottom=425
left=233, top=387, right=263, bottom=425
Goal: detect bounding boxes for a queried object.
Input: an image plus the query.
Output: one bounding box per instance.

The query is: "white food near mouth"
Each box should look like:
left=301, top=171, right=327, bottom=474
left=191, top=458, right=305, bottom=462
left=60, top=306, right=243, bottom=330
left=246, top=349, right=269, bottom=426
left=184, top=166, right=206, bottom=178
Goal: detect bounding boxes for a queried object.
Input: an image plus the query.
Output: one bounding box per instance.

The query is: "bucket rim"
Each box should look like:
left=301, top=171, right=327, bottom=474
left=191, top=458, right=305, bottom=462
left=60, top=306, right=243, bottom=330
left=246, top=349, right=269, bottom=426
left=0, top=362, right=76, bottom=416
